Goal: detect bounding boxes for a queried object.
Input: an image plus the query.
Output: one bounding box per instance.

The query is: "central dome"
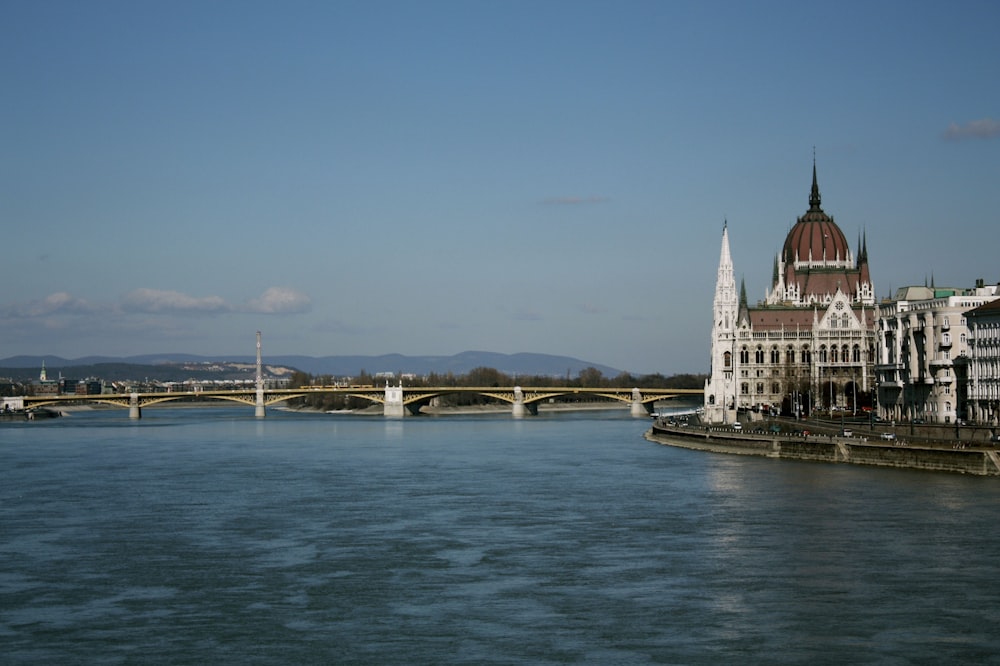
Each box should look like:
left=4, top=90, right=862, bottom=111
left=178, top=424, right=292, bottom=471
left=781, top=163, right=850, bottom=265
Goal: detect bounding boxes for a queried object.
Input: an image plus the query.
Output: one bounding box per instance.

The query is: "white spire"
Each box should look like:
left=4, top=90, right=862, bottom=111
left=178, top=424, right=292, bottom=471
left=713, top=221, right=738, bottom=331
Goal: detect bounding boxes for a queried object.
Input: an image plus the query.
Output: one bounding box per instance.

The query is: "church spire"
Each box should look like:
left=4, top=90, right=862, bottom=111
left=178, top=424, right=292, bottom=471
left=712, top=220, right=738, bottom=333
left=808, top=152, right=822, bottom=212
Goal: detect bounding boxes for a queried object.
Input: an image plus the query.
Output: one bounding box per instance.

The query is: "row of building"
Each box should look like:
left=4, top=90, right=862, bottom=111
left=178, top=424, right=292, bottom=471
left=704, top=161, right=999, bottom=426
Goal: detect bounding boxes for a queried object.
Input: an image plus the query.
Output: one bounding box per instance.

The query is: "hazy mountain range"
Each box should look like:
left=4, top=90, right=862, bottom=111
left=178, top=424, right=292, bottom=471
left=0, top=351, right=623, bottom=380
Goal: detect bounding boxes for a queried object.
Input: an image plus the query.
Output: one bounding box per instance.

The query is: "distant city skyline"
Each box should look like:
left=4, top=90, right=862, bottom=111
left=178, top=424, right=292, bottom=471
left=2, top=1, right=998, bottom=374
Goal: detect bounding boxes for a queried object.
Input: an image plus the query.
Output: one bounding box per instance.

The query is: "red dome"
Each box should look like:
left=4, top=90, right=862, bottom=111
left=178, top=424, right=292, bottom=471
left=781, top=164, right=850, bottom=264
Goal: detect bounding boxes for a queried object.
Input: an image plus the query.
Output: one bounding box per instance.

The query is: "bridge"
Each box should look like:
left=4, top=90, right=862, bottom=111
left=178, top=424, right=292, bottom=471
left=23, top=384, right=703, bottom=419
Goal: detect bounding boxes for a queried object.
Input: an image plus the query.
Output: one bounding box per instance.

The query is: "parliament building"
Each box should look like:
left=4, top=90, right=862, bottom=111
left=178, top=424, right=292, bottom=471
left=704, top=162, right=876, bottom=423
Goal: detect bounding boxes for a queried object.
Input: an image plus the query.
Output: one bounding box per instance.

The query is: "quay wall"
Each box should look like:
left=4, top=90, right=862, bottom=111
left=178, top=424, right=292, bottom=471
left=646, top=424, right=1000, bottom=476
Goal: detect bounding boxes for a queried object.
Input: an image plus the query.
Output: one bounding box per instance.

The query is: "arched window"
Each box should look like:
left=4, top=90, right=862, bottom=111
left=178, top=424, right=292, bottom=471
left=756, top=383, right=764, bottom=394
left=830, top=346, right=837, bottom=363
left=770, top=347, right=780, bottom=363
left=842, top=345, right=850, bottom=363
left=740, top=347, right=750, bottom=364
left=741, top=383, right=749, bottom=395
left=852, top=345, right=861, bottom=363
left=724, top=351, right=732, bottom=368
left=755, top=347, right=765, bottom=364
left=786, top=346, right=795, bottom=363
left=802, top=346, right=811, bottom=364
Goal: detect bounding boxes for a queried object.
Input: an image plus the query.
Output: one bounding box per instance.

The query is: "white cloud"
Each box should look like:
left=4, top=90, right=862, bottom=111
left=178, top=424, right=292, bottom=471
left=942, top=118, right=1000, bottom=141
left=1, top=292, right=101, bottom=318
left=242, top=287, right=312, bottom=314
left=121, top=288, right=230, bottom=314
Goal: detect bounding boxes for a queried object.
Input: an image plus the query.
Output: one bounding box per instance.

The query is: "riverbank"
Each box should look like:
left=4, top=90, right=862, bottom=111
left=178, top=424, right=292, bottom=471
left=646, top=421, right=1000, bottom=476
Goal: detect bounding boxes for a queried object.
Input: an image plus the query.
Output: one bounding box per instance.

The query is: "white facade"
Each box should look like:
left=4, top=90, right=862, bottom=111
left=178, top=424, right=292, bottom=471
left=875, top=283, right=999, bottom=424
left=703, top=223, right=738, bottom=424
left=964, top=294, right=1000, bottom=425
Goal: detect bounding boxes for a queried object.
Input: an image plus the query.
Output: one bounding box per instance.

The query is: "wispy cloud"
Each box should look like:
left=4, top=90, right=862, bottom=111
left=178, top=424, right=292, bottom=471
left=942, top=118, right=1000, bottom=141
left=1, top=292, right=102, bottom=318
left=2, top=287, right=314, bottom=320
left=241, top=287, right=311, bottom=314
left=540, top=196, right=610, bottom=206
left=122, top=288, right=230, bottom=315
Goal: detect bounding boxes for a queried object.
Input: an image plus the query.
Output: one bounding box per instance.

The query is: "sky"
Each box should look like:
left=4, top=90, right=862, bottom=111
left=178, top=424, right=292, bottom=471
left=2, top=0, right=998, bottom=375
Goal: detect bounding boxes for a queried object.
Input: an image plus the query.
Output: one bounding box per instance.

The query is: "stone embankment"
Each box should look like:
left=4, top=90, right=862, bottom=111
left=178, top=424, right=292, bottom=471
left=646, top=420, right=1000, bottom=476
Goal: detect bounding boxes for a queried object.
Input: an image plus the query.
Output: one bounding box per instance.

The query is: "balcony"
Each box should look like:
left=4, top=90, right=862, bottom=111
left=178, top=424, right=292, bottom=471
left=940, top=333, right=952, bottom=347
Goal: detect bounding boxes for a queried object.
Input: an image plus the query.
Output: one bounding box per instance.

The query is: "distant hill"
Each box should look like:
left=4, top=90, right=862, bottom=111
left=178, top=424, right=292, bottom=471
left=0, top=351, right=623, bottom=380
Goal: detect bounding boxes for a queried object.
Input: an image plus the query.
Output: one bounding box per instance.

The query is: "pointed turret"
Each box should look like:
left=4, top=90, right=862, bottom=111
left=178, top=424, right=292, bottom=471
left=808, top=156, right=822, bottom=212
left=705, top=221, right=739, bottom=423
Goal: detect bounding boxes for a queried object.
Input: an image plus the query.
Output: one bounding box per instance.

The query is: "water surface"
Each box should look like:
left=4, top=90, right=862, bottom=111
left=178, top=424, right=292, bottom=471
left=3, top=408, right=999, bottom=664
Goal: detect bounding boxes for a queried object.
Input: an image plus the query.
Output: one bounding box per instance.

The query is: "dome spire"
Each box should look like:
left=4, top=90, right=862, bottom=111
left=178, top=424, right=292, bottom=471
left=809, top=149, right=822, bottom=212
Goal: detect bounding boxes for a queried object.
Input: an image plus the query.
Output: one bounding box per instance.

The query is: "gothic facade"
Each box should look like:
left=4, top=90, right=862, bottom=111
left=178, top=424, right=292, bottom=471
left=704, top=163, right=877, bottom=423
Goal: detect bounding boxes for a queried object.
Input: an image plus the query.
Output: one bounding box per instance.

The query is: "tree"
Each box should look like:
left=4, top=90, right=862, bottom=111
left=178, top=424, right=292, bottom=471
left=577, top=367, right=605, bottom=388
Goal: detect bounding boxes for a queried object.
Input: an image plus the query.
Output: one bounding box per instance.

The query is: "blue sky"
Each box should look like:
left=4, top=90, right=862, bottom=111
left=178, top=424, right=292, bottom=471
left=2, top=0, right=997, bottom=375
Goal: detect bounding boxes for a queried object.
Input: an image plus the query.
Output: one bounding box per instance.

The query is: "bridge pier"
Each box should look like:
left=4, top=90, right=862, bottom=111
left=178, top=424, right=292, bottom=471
left=512, top=386, right=526, bottom=419
left=630, top=388, right=648, bottom=418
left=255, top=387, right=266, bottom=418
left=384, top=382, right=405, bottom=418
left=129, top=392, right=141, bottom=420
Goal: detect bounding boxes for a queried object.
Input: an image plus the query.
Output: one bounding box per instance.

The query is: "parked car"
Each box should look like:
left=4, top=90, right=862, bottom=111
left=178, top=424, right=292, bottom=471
left=880, top=432, right=896, bottom=441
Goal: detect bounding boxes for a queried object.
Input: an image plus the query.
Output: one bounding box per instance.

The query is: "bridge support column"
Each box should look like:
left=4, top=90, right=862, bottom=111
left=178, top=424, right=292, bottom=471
left=129, top=392, right=141, bottom=420
left=512, top=386, right=527, bottom=419
left=630, top=388, right=647, bottom=418
left=255, top=387, right=266, bottom=418
left=384, top=382, right=405, bottom=418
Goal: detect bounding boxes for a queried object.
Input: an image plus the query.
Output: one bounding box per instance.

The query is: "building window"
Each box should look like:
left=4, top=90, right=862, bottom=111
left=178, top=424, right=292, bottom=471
left=740, top=347, right=750, bottom=364
left=724, top=351, right=732, bottom=368
left=756, top=383, right=764, bottom=395
left=741, top=383, right=749, bottom=395
left=852, top=345, right=861, bottom=363
left=786, top=347, right=795, bottom=363
left=771, top=383, right=780, bottom=394
left=771, top=347, right=780, bottom=363
left=831, top=346, right=838, bottom=363
left=819, top=346, right=827, bottom=363
left=755, top=347, right=765, bottom=364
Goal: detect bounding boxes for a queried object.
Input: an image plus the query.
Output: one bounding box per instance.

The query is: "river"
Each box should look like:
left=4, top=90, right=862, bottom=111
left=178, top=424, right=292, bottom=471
left=2, top=407, right=999, bottom=664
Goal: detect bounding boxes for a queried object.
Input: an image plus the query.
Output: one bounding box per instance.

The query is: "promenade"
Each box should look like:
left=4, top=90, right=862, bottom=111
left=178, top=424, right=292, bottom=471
left=646, top=417, right=1000, bottom=476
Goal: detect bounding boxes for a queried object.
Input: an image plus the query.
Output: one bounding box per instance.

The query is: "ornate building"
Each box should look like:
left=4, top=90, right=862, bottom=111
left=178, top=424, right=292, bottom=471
left=875, top=281, right=999, bottom=425
left=965, top=295, right=1000, bottom=425
left=704, top=162, right=877, bottom=423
